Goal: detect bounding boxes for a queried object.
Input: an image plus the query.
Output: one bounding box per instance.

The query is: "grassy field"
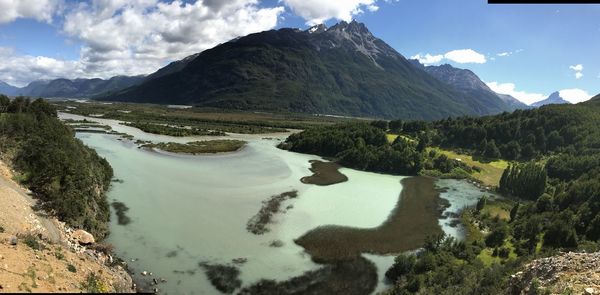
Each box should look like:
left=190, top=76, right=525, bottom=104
left=461, top=202, right=518, bottom=267
left=428, top=147, right=509, bottom=187
left=385, top=133, right=416, bottom=144
left=55, top=101, right=357, bottom=134
left=480, top=199, right=513, bottom=221
left=477, top=240, right=518, bottom=267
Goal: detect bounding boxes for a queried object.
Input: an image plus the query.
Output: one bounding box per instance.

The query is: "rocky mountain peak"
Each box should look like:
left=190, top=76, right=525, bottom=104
left=532, top=91, right=570, bottom=107
left=308, top=20, right=400, bottom=67
left=306, top=24, right=327, bottom=34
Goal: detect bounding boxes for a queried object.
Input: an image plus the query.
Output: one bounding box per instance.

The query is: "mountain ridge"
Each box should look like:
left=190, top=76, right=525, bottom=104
left=9, top=76, right=146, bottom=98
left=414, top=62, right=530, bottom=112
left=98, top=21, right=518, bottom=120
left=0, top=80, right=20, bottom=96
left=531, top=91, right=570, bottom=107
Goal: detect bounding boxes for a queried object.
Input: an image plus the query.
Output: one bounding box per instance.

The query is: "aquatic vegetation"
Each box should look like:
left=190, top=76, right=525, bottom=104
left=247, top=191, right=298, bottom=235
left=301, top=160, right=348, bottom=186
left=141, top=140, right=246, bottom=154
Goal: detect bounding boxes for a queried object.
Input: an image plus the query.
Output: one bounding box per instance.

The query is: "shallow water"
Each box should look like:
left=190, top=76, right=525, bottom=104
left=65, top=113, right=485, bottom=294
left=436, top=179, right=500, bottom=239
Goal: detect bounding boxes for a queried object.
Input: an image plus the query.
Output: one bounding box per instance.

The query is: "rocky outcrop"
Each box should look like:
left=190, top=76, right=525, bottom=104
left=72, top=229, right=95, bottom=245
left=0, top=159, right=134, bottom=293
left=509, top=252, right=600, bottom=295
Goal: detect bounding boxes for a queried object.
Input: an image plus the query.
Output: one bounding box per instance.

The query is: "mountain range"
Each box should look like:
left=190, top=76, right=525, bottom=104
left=7, top=76, right=146, bottom=98
left=412, top=62, right=530, bottom=112
left=0, top=81, right=21, bottom=96
left=531, top=91, right=570, bottom=107
left=98, top=21, right=527, bottom=120
left=1, top=21, right=540, bottom=119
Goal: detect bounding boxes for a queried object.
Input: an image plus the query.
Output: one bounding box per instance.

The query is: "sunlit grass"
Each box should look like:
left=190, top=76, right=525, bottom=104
left=428, top=147, right=508, bottom=187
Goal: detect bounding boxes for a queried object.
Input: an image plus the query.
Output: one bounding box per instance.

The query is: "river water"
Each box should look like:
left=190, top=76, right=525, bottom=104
left=61, top=113, right=490, bottom=294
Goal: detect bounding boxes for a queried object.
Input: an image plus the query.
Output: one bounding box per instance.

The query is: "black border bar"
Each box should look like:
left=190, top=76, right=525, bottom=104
left=490, top=0, right=600, bottom=3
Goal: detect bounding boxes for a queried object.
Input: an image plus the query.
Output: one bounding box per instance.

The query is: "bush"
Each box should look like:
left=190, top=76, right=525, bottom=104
left=81, top=273, right=109, bottom=292
left=67, top=264, right=77, bottom=273
left=385, top=254, right=416, bottom=282
left=21, top=233, right=44, bottom=250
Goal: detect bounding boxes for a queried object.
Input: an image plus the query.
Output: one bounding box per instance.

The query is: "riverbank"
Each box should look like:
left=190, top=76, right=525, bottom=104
left=0, top=160, right=134, bottom=293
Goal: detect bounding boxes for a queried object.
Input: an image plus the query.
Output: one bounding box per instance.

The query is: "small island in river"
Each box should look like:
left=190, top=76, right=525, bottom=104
left=301, top=160, right=348, bottom=186
left=141, top=139, right=246, bottom=154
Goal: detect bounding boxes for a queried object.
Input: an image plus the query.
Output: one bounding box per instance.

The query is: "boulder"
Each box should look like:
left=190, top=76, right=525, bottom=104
left=8, top=236, right=17, bottom=245
left=585, top=287, right=596, bottom=295
left=72, top=230, right=95, bottom=245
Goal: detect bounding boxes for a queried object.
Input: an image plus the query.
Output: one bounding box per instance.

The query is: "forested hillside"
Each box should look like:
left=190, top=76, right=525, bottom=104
left=0, top=95, right=113, bottom=238
left=282, top=97, right=600, bottom=293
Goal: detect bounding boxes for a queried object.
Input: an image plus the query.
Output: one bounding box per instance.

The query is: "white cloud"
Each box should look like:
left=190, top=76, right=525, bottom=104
left=282, top=0, right=377, bottom=25
left=412, top=49, right=487, bottom=65
left=559, top=88, right=592, bottom=104
left=496, top=49, right=522, bottom=57
left=444, top=49, right=486, bottom=64
left=569, top=64, right=583, bottom=72
left=569, top=64, right=584, bottom=79
left=410, top=53, right=443, bottom=65
left=0, top=0, right=285, bottom=86
left=0, top=0, right=61, bottom=23
left=0, top=47, right=81, bottom=87
left=486, top=81, right=546, bottom=105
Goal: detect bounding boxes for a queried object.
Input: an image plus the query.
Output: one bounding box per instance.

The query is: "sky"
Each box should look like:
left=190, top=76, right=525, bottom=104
left=0, top=0, right=597, bottom=105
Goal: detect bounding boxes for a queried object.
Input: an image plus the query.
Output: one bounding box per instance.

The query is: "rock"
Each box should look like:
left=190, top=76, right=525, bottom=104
left=72, top=230, right=95, bottom=245
left=141, top=271, right=148, bottom=276
left=585, top=287, right=596, bottom=294
left=8, top=236, right=17, bottom=245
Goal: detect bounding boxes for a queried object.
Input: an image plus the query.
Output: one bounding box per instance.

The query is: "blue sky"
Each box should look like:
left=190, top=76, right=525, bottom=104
left=0, top=0, right=597, bottom=104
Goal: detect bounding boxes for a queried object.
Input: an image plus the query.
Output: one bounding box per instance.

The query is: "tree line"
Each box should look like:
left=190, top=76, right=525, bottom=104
left=1, top=95, right=113, bottom=238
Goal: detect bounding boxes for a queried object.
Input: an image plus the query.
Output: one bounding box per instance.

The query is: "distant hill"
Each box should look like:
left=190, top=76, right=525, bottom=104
left=100, top=21, right=518, bottom=120
left=531, top=91, right=570, bottom=107
left=496, top=94, right=531, bottom=111
left=418, top=63, right=530, bottom=112
left=0, top=80, right=20, bottom=96
left=15, top=76, right=145, bottom=98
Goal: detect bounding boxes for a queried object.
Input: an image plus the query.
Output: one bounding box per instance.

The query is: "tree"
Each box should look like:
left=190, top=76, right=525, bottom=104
left=0, top=94, right=9, bottom=108
left=485, top=224, right=508, bottom=248
left=502, top=141, right=521, bottom=160
left=476, top=196, right=487, bottom=213
left=484, top=139, right=501, bottom=159
left=7, top=96, right=30, bottom=113
left=499, top=162, right=547, bottom=200
left=389, top=119, right=403, bottom=132
left=509, top=203, right=520, bottom=222
left=385, top=254, right=416, bottom=282
left=370, top=120, right=388, bottom=130
left=536, top=193, right=553, bottom=212
left=521, top=143, right=536, bottom=159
